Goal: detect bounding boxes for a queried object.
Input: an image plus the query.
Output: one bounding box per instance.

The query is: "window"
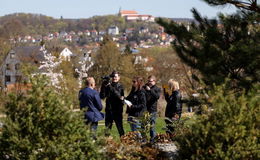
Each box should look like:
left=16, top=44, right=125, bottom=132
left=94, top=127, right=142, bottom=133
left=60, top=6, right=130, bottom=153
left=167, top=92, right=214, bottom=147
left=10, top=51, right=15, bottom=58
left=6, top=64, right=11, bottom=70
left=10, top=52, right=15, bottom=58
left=15, top=63, right=20, bottom=70
left=5, top=75, right=11, bottom=83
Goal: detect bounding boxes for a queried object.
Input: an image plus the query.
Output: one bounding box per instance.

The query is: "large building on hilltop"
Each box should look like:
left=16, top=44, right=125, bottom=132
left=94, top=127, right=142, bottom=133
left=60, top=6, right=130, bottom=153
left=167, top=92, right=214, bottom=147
left=119, top=10, right=155, bottom=22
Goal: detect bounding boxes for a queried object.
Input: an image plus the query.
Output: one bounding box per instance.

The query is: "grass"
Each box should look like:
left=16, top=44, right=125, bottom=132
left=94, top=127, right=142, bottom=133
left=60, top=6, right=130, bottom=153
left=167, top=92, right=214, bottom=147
left=96, top=116, right=167, bottom=141
left=95, top=107, right=194, bottom=141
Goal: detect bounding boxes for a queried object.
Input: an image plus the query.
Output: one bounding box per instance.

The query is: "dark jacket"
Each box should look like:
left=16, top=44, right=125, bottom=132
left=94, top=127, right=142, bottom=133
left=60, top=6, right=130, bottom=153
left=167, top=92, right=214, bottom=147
left=144, top=85, right=161, bottom=113
left=79, top=87, right=104, bottom=122
left=126, top=88, right=147, bottom=117
left=164, top=90, right=182, bottom=118
left=100, top=82, right=124, bottom=113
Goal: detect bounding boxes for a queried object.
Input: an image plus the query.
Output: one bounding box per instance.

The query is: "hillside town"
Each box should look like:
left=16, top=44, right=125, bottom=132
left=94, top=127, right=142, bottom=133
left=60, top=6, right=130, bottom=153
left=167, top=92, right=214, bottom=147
left=0, top=1, right=259, bottom=159
left=0, top=10, right=192, bottom=91
left=9, top=10, right=177, bottom=48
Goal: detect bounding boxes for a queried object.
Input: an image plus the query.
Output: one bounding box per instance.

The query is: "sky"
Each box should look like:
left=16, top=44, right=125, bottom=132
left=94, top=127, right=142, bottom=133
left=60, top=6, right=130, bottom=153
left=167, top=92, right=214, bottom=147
left=1, top=0, right=237, bottom=19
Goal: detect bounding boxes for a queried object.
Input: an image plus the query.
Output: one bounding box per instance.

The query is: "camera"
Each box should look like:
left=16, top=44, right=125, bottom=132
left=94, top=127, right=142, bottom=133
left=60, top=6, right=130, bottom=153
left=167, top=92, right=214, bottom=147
left=101, top=75, right=111, bottom=86
left=144, top=83, right=151, bottom=90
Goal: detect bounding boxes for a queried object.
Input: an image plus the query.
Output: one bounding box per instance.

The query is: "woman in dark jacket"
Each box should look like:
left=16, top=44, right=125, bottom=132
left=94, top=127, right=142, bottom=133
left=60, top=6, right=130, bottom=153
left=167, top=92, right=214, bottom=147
left=164, top=79, right=182, bottom=132
left=126, top=76, right=147, bottom=132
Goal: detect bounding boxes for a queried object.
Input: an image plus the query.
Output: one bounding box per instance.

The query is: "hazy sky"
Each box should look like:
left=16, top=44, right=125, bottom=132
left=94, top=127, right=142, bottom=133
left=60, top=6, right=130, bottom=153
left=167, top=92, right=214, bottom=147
left=1, top=0, right=237, bottom=19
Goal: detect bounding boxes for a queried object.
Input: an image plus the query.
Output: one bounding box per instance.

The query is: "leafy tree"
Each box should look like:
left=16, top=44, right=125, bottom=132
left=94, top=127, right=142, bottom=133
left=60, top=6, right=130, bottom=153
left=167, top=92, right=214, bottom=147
left=124, top=44, right=132, bottom=54
left=157, top=0, right=260, bottom=91
left=0, top=13, right=59, bottom=36
left=86, top=15, right=126, bottom=32
left=89, top=36, right=136, bottom=90
left=143, top=47, right=199, bottom=92
left=57, top=60, right=79, bottom=109
left=0, top=38, right=11, bottom=64
left=0, top=75, right=105, bottom=159
left=0, top=19, right=26, bottom=38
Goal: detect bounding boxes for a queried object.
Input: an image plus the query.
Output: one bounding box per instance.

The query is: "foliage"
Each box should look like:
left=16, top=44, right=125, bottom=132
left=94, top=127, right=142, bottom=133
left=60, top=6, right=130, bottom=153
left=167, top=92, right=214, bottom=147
left=106, top=133, right=159, bottom=160
left=0, top=13, right=159, bottom=39
left=164, top=116, right=191, bottom=141
left=202, top=0, right=260, bottom=13
left=138, top=112, right=152, bottom=142
left=87, top=15, right=126, bottom=31
left=175, top=84, right=260, bottom=160
left=89, top=36, right=138, bottom=90
left=0, top=91, right=7, bottom=114
left=142, top=47, right=200, bottom=93
left=0, top=18, right=27, bottom=38
left=57, top=60, right=80, bottom=109
left=157, top=3, right=260, bottom=91
left=122, top=112, right=152, bottom=143
left=126, top=20, right=160, bottom=33
left=96, top=117, right=167, bottom=142
left=0, top=38, right=11, bottom=65
left=0, top=13, right=64, bottom=36
left=0, top=75, right=105, bottom=159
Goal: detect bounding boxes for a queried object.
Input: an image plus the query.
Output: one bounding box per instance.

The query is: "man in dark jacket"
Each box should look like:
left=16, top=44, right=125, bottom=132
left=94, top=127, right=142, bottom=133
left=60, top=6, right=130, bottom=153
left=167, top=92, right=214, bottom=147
left=144, top=75, right=161, bottom=142
left=79, top=77, right=104, bottom=137
left=100, top=71, right=125, bottom=137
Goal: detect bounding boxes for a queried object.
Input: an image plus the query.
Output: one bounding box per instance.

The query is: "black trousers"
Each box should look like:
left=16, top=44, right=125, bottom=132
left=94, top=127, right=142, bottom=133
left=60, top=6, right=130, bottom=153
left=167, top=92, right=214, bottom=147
left=165, top=113, right=181, bottom=133
left=105, top=111, right=125, bottom=137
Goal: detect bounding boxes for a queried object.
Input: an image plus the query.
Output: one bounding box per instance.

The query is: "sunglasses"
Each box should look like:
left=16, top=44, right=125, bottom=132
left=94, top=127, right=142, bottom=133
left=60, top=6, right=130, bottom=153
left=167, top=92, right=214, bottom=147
left=148, top=80, right=154, bottom=82
left=132, top=80, right=137, bottom=83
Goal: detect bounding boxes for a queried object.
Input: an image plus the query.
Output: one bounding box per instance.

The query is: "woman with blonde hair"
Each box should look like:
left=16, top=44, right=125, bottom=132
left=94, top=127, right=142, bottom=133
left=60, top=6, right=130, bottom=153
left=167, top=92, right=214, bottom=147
left=163, top=79, right=182, bottom=132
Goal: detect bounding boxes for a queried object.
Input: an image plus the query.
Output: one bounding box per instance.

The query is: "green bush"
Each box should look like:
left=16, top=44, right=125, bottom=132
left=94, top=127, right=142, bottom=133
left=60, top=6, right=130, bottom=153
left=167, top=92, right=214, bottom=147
left=0, top=75, right=105, bottom=159
left=176, top=84, right=260, bottom=160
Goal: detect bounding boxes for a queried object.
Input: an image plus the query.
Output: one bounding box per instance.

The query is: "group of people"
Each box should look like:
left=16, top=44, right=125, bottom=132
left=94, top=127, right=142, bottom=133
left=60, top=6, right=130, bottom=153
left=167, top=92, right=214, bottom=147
left=78, top=71, right=182, bottom=141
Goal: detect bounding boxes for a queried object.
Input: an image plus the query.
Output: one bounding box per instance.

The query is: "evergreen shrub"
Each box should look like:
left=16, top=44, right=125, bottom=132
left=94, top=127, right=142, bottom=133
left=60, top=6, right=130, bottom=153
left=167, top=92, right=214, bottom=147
left=176, top=84, right=260, bottom=160
left=0, top=75, right=105, bottom=159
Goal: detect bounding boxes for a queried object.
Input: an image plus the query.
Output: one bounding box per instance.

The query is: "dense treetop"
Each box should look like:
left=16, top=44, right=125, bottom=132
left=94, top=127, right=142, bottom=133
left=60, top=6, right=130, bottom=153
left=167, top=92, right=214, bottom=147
left=0, top=13, right=160, bottom=37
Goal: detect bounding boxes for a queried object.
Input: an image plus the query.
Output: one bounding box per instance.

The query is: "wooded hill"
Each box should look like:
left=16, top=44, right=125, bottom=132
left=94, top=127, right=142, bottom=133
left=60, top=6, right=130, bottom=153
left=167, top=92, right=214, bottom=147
left=0, top=13, right=161, bottom=37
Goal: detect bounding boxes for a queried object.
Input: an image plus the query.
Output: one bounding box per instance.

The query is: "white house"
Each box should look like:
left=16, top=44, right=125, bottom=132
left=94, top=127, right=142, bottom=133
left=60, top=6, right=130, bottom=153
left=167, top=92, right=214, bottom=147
left=108, top=26, right=119, bottom=35
left=138, top=15, right=155, bottom=22
left=59, top=47, right=74, bottom=61
left=125, top=15, right=155, bottom=22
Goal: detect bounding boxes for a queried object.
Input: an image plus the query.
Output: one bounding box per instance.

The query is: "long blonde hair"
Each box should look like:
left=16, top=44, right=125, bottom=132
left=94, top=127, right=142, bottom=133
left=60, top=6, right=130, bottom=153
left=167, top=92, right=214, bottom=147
left=168, top=79, right=179, bottom=91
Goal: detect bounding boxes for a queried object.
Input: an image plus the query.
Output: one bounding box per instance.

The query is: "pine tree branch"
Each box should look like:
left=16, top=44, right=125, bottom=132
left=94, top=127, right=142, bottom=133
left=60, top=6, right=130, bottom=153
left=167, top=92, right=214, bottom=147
left=229, top=0, right=260, bottom=13
left=203, top=0, right=260, bottom=13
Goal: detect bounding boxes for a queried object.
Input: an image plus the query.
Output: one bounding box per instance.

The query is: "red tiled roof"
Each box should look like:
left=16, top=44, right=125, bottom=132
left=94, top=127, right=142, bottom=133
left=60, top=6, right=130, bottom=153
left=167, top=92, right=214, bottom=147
left=126, top=28, right=135, bottom=30
left=120, top=10, right=138, bottom=14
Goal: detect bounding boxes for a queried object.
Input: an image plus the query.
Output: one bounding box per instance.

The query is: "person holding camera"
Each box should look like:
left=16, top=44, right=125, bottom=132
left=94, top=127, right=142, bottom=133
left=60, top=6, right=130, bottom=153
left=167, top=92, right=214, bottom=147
left=100, top=71, right=125, bottom=137
left=144, top=75, right=161, bottom=142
